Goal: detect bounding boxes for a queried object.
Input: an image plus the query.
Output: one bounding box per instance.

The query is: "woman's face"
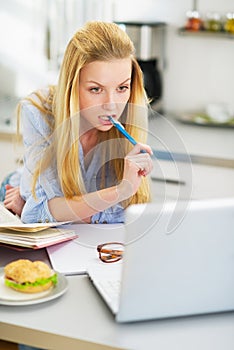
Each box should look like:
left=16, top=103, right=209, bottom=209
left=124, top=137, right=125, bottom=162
left=79, top=58, right=132, bottom=131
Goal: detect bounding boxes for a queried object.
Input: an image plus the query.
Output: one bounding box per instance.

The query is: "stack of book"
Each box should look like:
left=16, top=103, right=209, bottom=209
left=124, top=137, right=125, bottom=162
left=0, top=203, right=77, bottom=249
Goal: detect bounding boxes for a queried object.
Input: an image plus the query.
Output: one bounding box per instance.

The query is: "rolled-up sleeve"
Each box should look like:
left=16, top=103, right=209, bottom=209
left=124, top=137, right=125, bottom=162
left=21, top=189, right=56, bottom=223
left=20, top=170, right=62, bottom=223
left=91, top=204, right=125, bottom=224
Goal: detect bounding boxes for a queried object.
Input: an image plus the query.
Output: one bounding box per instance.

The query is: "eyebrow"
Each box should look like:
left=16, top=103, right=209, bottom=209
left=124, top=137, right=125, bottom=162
left=86, top=78, right=131, bottom=86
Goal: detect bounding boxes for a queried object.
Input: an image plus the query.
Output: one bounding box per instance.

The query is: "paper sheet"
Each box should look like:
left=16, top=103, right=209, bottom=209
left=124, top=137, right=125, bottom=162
left=0, top=221, right=71, bottom=232
left=47, top=223, right=124, bottom=275
left=0, top=202, right=70, bottom=232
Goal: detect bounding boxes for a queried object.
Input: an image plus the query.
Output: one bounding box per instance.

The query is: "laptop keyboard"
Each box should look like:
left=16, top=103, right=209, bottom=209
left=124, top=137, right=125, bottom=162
left=87, top=263, right=122, bottom=314
left=98, top=279, right=121, bottom=299
left=94, top=279, right=121, bottom=314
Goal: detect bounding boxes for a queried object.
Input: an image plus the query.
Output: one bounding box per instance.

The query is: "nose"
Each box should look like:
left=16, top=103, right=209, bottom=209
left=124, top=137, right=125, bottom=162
left=102, top=92, right=117, bottom=111
left=103, top=102, right=116, bottom=111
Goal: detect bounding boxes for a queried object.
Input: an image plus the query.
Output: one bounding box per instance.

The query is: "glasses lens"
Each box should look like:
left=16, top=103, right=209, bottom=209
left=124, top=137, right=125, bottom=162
left=99, top=243, right=124, bottom=263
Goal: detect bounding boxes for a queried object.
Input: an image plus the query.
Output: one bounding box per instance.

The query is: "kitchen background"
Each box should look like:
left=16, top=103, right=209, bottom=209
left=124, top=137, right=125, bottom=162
left=0, top=0, right=233, bottom=201
left=0, top=0, right=234, bottom=119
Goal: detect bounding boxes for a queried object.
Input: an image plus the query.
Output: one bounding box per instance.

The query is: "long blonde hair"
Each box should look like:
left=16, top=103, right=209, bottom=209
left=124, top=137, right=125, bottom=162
left=20, top=21, right=151, bottom=205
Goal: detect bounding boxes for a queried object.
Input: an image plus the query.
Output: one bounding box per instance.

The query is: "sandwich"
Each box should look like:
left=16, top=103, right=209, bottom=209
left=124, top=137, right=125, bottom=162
left=4, top=259, right=57, bottom=293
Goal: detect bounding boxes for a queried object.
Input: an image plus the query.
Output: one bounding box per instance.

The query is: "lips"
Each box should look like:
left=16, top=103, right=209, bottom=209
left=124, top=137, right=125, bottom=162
left=98, top=115, right=116, bottom=125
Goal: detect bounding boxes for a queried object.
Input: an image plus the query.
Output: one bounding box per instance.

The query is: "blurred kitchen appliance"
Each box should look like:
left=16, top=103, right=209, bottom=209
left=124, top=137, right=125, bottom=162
left=115, top=21, right=166, bottom=111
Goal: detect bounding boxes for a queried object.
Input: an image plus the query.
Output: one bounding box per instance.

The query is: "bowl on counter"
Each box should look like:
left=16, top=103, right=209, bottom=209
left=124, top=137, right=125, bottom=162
left=176, top=104, right=234, bottom=128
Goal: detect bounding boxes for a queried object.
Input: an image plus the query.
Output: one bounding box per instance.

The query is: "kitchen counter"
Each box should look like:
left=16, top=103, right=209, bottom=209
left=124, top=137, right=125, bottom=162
left=148, top=113, right=234, bottom=167
left=0, top=128, right=17, bottom=141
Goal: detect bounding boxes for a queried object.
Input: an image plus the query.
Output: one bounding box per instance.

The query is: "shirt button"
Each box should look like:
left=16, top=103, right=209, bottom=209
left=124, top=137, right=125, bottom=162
left=103, top=220, right=107, bottom=224
left=94, top=220, right=99, bottom=224
left=38, top=220, right=42, bottom=223
left=45, top=219, right=49, bottom=223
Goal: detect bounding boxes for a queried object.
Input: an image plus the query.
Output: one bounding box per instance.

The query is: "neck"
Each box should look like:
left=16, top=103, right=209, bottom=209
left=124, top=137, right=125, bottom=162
left=80, top=128, right=99, bottom=156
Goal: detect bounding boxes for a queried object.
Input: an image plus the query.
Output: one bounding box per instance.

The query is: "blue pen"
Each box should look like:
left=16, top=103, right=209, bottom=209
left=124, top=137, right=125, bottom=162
left=108, top=116, right=147, bottom=153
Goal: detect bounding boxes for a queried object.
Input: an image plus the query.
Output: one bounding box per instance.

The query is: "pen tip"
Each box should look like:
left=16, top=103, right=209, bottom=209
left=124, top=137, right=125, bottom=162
left=108, top=116, right=114, bottom=123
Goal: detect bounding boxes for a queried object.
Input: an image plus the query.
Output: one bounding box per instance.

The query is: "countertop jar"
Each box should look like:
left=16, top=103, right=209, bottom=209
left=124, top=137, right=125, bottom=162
left=224, top=12, right=234, bottom=34
left=185, top=10, right=203, bottom=31
left=204, top=12, right=222, bottom=32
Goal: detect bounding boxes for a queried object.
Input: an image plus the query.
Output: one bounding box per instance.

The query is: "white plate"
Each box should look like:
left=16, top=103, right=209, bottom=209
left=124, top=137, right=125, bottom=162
left=0, top=268, right=68, bottom=306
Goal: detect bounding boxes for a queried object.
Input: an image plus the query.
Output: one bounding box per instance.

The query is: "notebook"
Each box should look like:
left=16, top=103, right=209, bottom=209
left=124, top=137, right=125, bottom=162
left=0, top=202, right=70, bottom=232
left=0, top=202, right=76, bottom=248
left=87, top=197, right=234, bottom=323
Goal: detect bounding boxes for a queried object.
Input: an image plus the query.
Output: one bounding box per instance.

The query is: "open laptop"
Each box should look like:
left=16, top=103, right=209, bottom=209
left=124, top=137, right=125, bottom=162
left=87, top=198, right=234, bottom=323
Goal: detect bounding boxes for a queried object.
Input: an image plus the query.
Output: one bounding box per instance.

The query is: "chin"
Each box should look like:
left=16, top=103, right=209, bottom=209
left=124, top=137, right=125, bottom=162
left=97, top=124, right=113, bottom=132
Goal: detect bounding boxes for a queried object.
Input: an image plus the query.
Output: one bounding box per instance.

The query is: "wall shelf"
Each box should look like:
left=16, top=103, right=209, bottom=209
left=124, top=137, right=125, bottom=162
left=178, top=28, right=234, bottom=40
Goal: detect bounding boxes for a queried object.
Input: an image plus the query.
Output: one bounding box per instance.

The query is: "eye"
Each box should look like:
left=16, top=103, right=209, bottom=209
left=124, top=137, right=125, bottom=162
left=90, top=87, right=102, bottom=93
left=117, top=85, right=130, bottom=93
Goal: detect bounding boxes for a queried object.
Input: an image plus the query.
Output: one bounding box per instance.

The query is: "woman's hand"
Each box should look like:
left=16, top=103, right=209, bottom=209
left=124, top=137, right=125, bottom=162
left=118, top=143, right=153, bottom=198
left=4, top=185, right=25, bottom=217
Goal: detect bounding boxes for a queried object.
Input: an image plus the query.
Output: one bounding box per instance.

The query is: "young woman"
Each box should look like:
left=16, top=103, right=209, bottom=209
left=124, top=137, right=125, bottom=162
left=3, top=21, right=153, bottom=224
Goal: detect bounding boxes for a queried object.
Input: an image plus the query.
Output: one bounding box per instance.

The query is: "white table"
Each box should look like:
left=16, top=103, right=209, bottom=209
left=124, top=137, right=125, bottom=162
left=0, top=246, right=234, bottom=350
left=1, top=116, right=234, bottom=349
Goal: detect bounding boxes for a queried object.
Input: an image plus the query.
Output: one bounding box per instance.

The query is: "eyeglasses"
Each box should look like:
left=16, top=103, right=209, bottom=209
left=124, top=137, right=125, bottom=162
left=97, top=242, right=124, bottom=263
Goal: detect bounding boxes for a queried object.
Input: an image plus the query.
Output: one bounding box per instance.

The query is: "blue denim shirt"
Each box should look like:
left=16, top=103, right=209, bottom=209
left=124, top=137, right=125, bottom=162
left=19, top=101, right=124, bottom=224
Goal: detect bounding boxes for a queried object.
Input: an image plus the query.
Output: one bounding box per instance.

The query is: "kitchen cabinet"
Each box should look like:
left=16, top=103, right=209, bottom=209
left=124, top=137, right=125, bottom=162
left=150, top=159, right=234, bottom=202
